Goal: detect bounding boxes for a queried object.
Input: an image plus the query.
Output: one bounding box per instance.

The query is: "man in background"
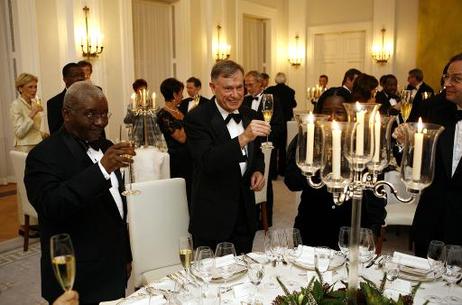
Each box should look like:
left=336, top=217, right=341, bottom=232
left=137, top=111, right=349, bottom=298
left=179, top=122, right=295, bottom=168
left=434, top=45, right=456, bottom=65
left=319, top=74, right=328, bottom=90
left=179, top=76, right=209, bottom=115
left=47, top=63, right=85, bottom=134
left=406, top=68, right=434, bottom=122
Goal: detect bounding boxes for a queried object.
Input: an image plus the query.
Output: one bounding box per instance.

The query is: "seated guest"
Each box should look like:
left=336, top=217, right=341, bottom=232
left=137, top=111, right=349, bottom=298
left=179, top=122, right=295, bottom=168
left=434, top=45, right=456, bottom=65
left=157, top=78, right=192, bottom=207
left=375, top=74, right=401, bottom=116
left=10, top=73, right=45, bottom=152
left=351, top=73, right=379, bottom=103
left=178, top=77, right=209, bottom=115
left=406, top=68, right=435, bottom=122
left=47, top=63, right=85, bottom=134
left=124, top=79, right=166, bottom=148
left=285, top=88, right=386, bottom=249
left=24, top=81, right=133, bottom=304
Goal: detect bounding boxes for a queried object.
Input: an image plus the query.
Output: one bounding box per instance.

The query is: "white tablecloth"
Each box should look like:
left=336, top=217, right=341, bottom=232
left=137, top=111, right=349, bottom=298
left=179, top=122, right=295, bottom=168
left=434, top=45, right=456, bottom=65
left=131, top=146, right=170, bottom=182
left=101, top=253, right=462, bottom=305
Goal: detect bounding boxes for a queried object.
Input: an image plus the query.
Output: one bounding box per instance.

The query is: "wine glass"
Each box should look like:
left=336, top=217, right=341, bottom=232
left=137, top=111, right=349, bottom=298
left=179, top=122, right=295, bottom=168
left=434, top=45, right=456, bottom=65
left=261, top=94, right=274, bottom=149
left=383, top=255, right=399, bottom=281
left=338, top=226, right=350, bottom=258
left=215, top=242, right=237, bottom=304
left=178, top=235, right=193, bottom=274
left=425, top=240, right=445, bottom=302
left=442, top=245, right=462, bottom=304
left=314, top=247, right=332, bottom=273
left=50, top=233, right=76, bottom=292
left=247, top=263, right=264, bottom=305
left=284, top=228, right=303, bottom=286
left=195, top=247, right=214, bottom=301
left=399, top=89, right=413, bottom=123
left=359, top=228, right=375, bottom=274
left=122, top=125, right=140, bottom=196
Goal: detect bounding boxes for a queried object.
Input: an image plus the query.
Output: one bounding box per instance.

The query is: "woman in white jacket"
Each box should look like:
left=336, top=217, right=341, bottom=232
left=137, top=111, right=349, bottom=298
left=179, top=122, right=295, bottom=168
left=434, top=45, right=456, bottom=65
left=10, top=73, right=44, bottom=152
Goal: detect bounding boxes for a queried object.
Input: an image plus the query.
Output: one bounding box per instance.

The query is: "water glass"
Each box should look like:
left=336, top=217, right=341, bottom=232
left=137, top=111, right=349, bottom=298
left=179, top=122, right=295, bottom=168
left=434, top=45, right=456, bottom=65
left=195, top=248, right=214, bottom=301
left=442, top=245, right=462, bottom=304
left=247, top=263, right=264, bottom=304
left=383, top=255, right=399, bottom=281
left=215, top=242, right=236, bottom=304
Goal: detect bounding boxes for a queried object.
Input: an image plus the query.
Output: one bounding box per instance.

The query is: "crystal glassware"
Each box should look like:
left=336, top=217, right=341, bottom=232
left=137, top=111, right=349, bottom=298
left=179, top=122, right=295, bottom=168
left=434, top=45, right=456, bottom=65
left=425, top=240, right=445, bottom=303
left=50, top=233, right=76, bottom=292
left=122, top=124, right=141, bottom=196
left=247, top=263, right=264, bottom=305
left=215, top=242, right=237, bottom=304
left=442, top=245, right=462, bottom=304
left=261, top=94, right=274, bottom=149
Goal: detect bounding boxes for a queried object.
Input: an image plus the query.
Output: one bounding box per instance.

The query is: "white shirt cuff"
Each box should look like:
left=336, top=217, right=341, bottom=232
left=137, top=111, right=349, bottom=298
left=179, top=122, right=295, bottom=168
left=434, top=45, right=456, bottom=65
left=97, top=161, right=111, bottom=180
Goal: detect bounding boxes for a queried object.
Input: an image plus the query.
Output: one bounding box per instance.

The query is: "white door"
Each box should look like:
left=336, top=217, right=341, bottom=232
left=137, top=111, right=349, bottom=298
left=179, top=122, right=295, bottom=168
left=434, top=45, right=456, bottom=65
left=313, top=31, right=365, bottom=87
left=242, top=16, right=268, bottom=73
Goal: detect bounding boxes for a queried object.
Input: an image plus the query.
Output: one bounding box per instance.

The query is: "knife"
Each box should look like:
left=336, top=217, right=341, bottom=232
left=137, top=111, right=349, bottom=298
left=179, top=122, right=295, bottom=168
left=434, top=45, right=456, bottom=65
left=365, top=255, right=380, bottom=268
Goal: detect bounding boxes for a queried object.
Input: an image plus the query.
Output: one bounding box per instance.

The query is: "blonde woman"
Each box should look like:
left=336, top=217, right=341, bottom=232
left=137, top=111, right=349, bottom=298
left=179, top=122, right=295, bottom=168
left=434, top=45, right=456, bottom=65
left=10, top=73, right=45, bottom=152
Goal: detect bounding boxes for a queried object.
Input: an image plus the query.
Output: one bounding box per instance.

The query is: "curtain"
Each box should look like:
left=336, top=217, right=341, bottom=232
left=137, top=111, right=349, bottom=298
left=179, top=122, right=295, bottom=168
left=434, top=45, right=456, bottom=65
left=242, top=16, right=265, bottom=73
left=132, top=0, right=172, bottom=105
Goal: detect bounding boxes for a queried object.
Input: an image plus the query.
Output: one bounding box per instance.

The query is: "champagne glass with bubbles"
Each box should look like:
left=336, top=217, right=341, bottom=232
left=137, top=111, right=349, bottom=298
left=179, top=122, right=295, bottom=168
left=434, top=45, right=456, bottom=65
left=122, top=125, right=140, bottom=196
left=261, top=94, right=274, bottom=149
left=179, top=235, right=193, bottom=274
left=50, top=233, right=76, bottom=292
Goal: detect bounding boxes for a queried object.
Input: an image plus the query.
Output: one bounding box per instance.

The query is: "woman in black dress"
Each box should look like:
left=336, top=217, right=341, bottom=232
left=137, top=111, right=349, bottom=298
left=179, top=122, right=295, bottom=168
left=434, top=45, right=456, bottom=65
left=285, top=88, right=386, bottom=250
left=157, top=78, right=192, bottom=208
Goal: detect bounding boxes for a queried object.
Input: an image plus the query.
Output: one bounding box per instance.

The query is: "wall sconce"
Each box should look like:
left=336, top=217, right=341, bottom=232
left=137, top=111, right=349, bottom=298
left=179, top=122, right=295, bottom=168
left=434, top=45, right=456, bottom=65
left=371, top=28, right=392, bottom=64
left=213, top=25, right=230, bottom=62
left=79, top=6, right=104, bottom=59
left=288, top=35, right=303, bottom=67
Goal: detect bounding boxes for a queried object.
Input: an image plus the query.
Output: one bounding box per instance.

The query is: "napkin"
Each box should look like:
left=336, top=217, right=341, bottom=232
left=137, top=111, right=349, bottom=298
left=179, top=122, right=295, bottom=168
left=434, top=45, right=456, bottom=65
left=232, top=282, right=253, bottom=299
left=215, top=254, right=236, bottom=268
left=295, top=246, right=317, bottom=265
left=115, top=295, right=166, bottom=305
left=392, top=252, right=430, bottom=271
left=148, top=279, right=176, bottom=291
left=246, top=252, right=268, bottom=264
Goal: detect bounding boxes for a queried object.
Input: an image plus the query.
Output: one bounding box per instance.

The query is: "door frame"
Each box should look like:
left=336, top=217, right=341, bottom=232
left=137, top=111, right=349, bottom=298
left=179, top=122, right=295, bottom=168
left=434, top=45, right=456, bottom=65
left=306, top=22, right=372, bottom=89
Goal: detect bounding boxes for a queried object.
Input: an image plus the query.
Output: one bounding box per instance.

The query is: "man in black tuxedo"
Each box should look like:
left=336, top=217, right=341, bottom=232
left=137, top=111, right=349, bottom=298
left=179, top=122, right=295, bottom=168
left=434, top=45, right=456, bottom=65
left=25, top=81, right=134, bottom=304
left=315, top=68, right=360, bottom=112
left=375, top=74, right=401, bottom=116
left=184, top=60, right=270, bottom=254
left=411, top=54, right=462, bottom=257
left=178, top=77, right=209, bottom=115
left=265, top=72, right=297, bottom=176
left=406, top=68, right=434, bottom=122
left=47, top=63, right=85, bottom=134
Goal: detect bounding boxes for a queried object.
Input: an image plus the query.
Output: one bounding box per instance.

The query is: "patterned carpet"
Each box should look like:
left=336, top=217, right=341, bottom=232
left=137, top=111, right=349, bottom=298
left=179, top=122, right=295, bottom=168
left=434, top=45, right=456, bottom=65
left=0, top=242, right=46, bottom=305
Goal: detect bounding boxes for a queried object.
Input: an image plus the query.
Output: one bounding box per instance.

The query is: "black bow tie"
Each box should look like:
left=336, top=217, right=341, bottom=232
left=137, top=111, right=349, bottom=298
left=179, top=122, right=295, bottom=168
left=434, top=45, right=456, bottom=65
left=455, top=110, right=462, bottom=121
left=224, top=113, right=242, bottom=124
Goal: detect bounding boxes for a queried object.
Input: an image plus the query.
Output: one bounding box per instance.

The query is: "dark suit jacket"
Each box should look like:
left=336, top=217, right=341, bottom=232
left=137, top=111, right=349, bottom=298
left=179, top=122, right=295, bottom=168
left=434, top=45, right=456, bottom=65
left=375, top=91, right=400, bottom=116
left=412, top=114, right=462, bottom=256
left=420, top=91, right=457, bottom=127
left=24, top=128, right=131, bottom=304
left=406, top=82, right=434, bottom=122
left=242, top=93, right=284, bottom=148
left=184, top=99, right=264, bottom=241
left=47, top=89, right=66, bottom=134
left=265, top=84, right=297, bottom=122
left=179, top=96, right=209, bottom=115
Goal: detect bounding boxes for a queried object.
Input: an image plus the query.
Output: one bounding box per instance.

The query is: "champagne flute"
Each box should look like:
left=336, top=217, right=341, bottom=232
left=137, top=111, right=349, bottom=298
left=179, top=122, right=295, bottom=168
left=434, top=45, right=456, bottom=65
left=122, top=125, right=140, bottom=196
left=399, top=89, right=413, bottom=123
left=442, top=245, right=462, bottom=304
left=215, top=242, right=237, bottom=304
left=247, top=263, right=264, bottom=305
left=425, top=240, right=445, bottom=303
left=178, top=235, right=193, bottom=274
left=338, top=226, right=350, bottom=258
left=50, top=233, right=76, bottom=292
left=261, top=94, right=274, bottom=149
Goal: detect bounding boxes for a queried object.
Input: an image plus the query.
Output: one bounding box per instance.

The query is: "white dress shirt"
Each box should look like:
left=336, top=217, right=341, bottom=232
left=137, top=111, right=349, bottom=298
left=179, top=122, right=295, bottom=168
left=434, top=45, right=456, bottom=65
left=250, top=93, right=263, bottom=111
left=215, top=101, right=247, bottom=175
left=452, top=106, right=462, bottom=176
left=87, top=147, right=124, bottom=218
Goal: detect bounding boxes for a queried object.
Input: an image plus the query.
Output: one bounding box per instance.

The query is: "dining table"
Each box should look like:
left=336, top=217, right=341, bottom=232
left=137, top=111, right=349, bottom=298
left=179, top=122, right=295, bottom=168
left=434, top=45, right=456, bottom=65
left=100, top=249, right=462, bottom=305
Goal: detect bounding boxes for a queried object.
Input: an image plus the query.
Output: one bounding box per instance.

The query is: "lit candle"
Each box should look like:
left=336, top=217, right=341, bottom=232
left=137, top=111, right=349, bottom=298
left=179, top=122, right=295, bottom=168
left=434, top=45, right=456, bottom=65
left=130, top=93, right=136, bottom=110
left=151, top=92, right=156, bottom=108
left=305, top=112, right=315, bottom=165
left=355, top=102, right=365, bottom=156
left=412, top=117, right=424, bottom=181
left=373, top=112, right=381, bottom=163
left=332, top=120, right=342, bottom=179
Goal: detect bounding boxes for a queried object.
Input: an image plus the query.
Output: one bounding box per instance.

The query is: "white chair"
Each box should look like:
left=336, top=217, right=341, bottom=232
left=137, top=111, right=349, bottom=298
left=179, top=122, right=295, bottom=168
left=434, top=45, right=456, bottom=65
left=255, top=145, right=273, bottom=232
left=126, top=178, right=189, bottom=288
left=383, top=170, right=418, bottom=250
left=10, top=150, right=38, bottom=251
left=286, top=121, right=298, bottom=150
left=132, top=147, right=170, bottom=182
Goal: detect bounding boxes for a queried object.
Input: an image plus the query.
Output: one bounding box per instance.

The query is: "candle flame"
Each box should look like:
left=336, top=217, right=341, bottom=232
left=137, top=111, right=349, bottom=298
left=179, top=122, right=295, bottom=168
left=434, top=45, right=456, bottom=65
left=417, top=117, right=423, bottom=133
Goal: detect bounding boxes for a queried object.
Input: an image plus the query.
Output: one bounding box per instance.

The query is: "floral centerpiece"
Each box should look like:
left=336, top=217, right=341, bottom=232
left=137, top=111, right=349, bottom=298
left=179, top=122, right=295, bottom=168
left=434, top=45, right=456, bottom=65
left=272, top=269, right=422, bottom=305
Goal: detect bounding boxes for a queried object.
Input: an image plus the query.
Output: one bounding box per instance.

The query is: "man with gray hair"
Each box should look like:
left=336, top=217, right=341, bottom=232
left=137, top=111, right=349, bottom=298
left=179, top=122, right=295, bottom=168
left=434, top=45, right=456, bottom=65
left=25, top=81, right=134, bottom=304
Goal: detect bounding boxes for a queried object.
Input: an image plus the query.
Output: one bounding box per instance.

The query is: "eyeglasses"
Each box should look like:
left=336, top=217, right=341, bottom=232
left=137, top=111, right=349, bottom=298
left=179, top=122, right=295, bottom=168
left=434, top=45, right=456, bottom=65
left=85, top=111, right=112, bottom=120
left=442, top=73, right=462, bottom=85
